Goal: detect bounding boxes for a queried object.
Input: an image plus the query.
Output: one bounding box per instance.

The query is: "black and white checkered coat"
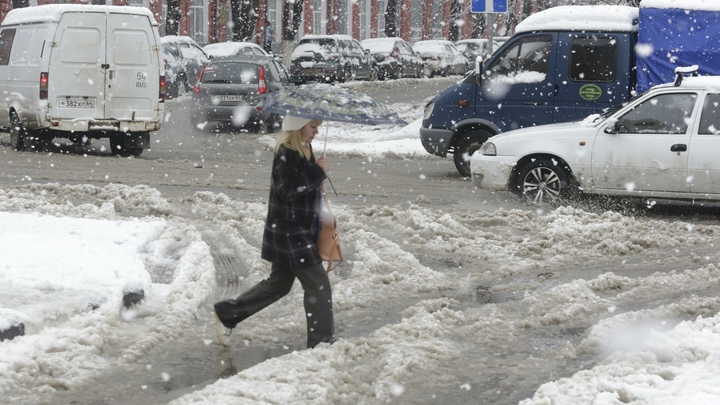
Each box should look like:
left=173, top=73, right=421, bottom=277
left=261, top=145, right=327, bottom=268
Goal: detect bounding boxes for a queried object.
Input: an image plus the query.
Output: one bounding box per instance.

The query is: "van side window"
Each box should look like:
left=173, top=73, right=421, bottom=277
left=0, top=29, right=16, bottom=66
left=485, top=35, right=552, bottom=83
left=569, top=36, right=618, bottom=82
left=698, top=94, right=720, bottom=135
left=10, top=28, right=34, bottom=65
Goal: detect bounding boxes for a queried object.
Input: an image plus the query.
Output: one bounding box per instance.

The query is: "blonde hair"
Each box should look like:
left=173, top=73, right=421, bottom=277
left=274, top=119, right=322, bottom=160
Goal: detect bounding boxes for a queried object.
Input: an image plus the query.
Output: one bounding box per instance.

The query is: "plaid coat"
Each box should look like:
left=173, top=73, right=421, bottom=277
left=261, top=145, right=327, bottom=268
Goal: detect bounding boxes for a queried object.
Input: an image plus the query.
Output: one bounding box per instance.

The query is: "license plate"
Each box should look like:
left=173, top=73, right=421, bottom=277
left=217, top=95, right=243, bottom=102
left=59, top=98, right=95, bottom=108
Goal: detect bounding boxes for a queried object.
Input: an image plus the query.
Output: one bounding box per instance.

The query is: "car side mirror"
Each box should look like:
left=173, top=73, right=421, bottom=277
left=475, top=55, right=483, bottom=74
left=604, top=121, right=620, bottom=134
left=364, top=48, right=370, bottom=54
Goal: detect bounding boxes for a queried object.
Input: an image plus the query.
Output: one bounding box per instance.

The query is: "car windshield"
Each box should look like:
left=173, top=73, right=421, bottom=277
left=596, top=93, right=644, bottom=121
left=201, top=62, right=260, bottom=84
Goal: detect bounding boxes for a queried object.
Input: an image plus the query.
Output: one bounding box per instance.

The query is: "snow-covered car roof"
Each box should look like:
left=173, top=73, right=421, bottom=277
left=413, top=40, right=454, bottom=53
left=360, top=38, right=400, bottom=54
left=161, top=35, right=201, bottom=46
left=203, top=42, right=267, bottom=58
left=642, top=0, right=720, bottom=11
left=2, top=4, right=158, bottom=26
left=515, top=5, right=639, bottom=34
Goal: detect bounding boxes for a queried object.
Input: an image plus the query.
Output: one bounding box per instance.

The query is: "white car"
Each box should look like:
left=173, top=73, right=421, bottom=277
left=470, top=72, right=720, bottom=204
left=412, top=40, right=468, bottom=77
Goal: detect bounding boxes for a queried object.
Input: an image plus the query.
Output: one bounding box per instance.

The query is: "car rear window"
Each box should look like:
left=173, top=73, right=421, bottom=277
left=201, top=62, right=260, bottom=84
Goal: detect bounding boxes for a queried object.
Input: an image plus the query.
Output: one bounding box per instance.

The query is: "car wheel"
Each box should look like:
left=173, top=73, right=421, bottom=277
left=453, top=130, right=490, bottom=178
left=177, top=74, right=189, bottom=97
left=369, top=66, right=379, bottom=81
left=342, top=65, right=352, bottom=83
left=109, top=133, right=136, bottom=157
left=257, top=115, right=276, bottom=134
left=10, top=112, right=26, bottom=152
left=516, top=159, right=571, bottom=205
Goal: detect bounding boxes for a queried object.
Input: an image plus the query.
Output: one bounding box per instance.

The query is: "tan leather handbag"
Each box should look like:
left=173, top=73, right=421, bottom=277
left=318, top=192, right=342, bottom=272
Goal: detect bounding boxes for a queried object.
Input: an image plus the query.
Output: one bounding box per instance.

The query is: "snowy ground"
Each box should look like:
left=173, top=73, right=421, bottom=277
left=2, top=89, right=720, bottom=405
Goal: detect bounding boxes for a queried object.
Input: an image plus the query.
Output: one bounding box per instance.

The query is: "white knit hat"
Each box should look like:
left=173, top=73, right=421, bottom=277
left=282, top=115, right=313, bottom=131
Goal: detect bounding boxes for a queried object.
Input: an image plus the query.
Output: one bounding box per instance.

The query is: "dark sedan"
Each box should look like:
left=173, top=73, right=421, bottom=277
left=190, top=55, right=292, bottom=133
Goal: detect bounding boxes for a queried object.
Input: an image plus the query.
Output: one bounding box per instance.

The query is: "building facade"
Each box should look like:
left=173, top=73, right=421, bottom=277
left=0, top=0, right=508, bottom=49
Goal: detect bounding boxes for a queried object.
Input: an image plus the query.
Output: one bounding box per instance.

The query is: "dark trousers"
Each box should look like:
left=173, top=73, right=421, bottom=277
left=214, top=262, right=334, bottom=348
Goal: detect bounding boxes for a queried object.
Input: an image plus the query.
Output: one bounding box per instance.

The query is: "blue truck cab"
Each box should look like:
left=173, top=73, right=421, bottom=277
left=420, top=6, right=640, bottom=177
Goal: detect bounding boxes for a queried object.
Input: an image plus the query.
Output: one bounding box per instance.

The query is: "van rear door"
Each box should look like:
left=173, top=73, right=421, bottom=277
left=48, top=12, right=106, bottom=119
left=48, top=11, right=160, bottom=123
left=106, top=12, right=160, bottom=122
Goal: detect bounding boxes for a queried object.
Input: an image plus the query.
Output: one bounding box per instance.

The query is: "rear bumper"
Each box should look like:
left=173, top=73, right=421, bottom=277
left=420, top=127, right=453, bottom=157
left=290, top=63, right=344, bottom=81
left=48, top=119, right=160, bottom=132
left=191, top=103, right=270, bottom=124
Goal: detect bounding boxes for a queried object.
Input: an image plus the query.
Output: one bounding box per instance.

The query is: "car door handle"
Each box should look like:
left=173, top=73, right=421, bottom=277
left=670, top=144, right=687, bottom=152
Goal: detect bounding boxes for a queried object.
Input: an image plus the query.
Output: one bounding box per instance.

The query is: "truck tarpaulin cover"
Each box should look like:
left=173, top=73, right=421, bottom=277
left=637, top=6, right=720, bottom=93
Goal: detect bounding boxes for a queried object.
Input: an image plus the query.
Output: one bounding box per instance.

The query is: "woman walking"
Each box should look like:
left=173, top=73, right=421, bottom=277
left=213, top=115, right=335, bottom=349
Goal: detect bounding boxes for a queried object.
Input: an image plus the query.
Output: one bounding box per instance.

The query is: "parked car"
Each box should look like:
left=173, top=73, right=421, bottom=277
left=203, top=41, right=268, bottom=59
left=455, top=37, right=507, bottom=71
left=412, top=40, right=468, bottom=77
left=190, top=55, right=291, bottom=133
left=289, top=34, right=378, bottom=84
left=360, top=37, right=425, bottom=80
left=470, top=71, right=720, bottom=205
left=161, top=36, right=209, bottom=99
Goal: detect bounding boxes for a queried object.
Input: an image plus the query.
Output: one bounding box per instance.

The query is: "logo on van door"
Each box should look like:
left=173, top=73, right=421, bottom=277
left=136, top=72, right=147, bottom=88
left=579, top=84, right=602, bottom=101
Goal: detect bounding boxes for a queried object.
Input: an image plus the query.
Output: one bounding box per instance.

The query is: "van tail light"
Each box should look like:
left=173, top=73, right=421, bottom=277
left=258, top=66, right=267, bottom=94
left=159, top=75, right=166, bottom=103
left=39, top=72, right=48, bottom=100
left=194, top=66, right=205, bottom=93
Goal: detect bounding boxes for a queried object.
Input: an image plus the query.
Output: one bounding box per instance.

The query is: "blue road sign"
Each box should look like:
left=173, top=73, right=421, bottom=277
left=472, top=0, right=508, bottom=13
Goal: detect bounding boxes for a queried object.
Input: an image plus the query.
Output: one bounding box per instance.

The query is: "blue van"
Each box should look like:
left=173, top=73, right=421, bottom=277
left=420, top=6, right=639, bottom=177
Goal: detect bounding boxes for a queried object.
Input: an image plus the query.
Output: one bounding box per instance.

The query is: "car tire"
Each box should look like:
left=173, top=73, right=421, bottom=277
left=177, top=74, right=189, bottom=97
left=109, top=133, right=143, bottom=157
left=516, top=158, right=571, bottom=205
left=369, top=66, right=379, bottom=81
left=342, top=65, right=352, bottom=83
left=453, top=130, right=490, bottom=178
left=10, top=112, right=26, bottom=152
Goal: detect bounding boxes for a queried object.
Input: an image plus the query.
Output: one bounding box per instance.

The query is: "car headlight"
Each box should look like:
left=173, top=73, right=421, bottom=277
left=479, top=142, right=496, bottom=156
left=423, top=101, right=434, bottom=121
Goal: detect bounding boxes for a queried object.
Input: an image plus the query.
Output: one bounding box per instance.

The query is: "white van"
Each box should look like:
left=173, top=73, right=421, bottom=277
left=0, top=4, right=164, bottom=156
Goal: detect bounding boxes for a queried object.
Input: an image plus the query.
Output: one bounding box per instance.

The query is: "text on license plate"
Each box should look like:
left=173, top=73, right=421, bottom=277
left=59, top=99, right=96, bottom=108
left=218, top=95, right=243, bottom=102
